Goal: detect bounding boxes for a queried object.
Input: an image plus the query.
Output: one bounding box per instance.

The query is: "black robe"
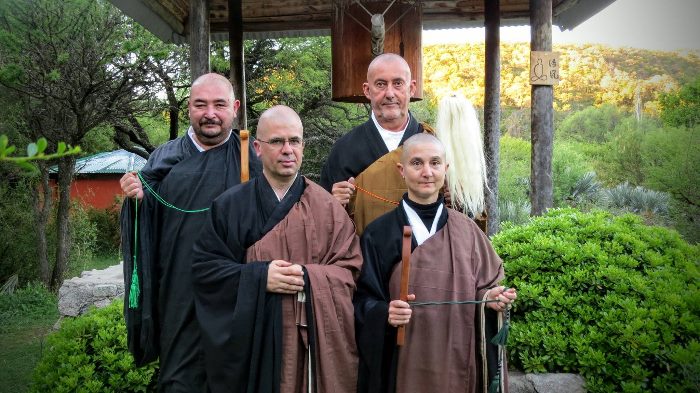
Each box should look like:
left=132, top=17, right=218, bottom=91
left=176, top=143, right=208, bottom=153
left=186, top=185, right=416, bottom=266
left=191, top=175, right=362, bottom=393
left=354, top=203, right=506, bottom=393
left=120, top=131, right=261, bottom=391
left=319, top=114, right=424, bottom=191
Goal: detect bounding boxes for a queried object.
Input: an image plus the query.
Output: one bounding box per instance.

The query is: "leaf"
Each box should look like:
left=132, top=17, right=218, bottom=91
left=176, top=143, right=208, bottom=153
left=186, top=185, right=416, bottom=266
left=16, top=160, right=38, bottom=172
left=27, top=143, right=38, bottom=157
left=57, top=142, right=66, bottom=154
left=37, top=137, right=48, bottom=153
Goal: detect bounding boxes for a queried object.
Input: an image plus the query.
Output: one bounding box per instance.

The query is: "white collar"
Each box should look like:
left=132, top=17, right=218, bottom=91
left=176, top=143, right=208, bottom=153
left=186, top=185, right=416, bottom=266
left=187, top=126, right=232, bottom=152
left=401, top=200, right=444, bottom=246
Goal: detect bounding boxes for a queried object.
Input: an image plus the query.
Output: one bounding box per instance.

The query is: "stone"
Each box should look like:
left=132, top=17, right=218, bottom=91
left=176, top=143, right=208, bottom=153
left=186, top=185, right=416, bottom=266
left=58, top=262, right=124, bottom=317
left=528, top=373, right=586, bottom=393
left=508, top=371, right=587, bottom=393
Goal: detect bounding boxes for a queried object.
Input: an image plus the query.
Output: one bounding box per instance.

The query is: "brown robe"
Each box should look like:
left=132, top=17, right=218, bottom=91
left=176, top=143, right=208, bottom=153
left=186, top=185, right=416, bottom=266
left=245, top=179, right=362, bottom=393
left=388, top=209, right=506, bottom=393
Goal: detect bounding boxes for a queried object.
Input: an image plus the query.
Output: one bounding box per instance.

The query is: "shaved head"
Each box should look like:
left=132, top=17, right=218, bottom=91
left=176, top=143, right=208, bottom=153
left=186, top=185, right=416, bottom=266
left=401, top=133, right=446, bottom=164
left=257, top=105, right=304, bottom=140
left=191, top=73, right=235, bottom=101
left=366, top=53, right=412, bottom=82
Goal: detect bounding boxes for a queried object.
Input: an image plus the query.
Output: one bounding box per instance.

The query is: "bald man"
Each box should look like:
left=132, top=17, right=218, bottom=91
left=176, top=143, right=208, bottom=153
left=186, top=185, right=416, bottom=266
left=320, top=53, right=432, bottom=234
left=120, top=73, right=261, bottom=392
left=192, top=106, right=362, bottom=393
left=354, top=133, right=516, bottom=393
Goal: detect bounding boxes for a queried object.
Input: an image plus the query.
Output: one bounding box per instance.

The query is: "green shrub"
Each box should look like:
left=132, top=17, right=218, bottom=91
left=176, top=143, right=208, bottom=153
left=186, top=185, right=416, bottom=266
left=493, top=208, right=700, bottom=393
left=31, top=300, right=158, bottom=393
left=557, top=104, right=625, bottom=143
left=87, top=205, right=121, bottom=255
left=0, top=282, right=57, bottom=331
left=0, top=172, right=39, bottom=283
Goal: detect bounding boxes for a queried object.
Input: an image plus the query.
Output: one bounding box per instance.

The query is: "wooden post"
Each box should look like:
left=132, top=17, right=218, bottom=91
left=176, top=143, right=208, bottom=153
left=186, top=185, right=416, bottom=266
left=530, top=0, right=554, bottom=216
left=228, top=0, right=246, bottom=130
left=484, top=0, right=501, bottom=235
left=397, top=226, right=412, bottom=346
left=189, top=0, right=210, bottom=81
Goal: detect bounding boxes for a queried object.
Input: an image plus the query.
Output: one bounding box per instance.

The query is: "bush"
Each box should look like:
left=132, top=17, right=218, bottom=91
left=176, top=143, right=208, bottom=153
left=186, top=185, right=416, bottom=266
left=87, top=204, right=121, bottom=255
left=493, top=208, right=700, bottom=392
left=557, top=104, right=625, bottom=143
left=0, top=282, right=57, bottom=331
left=0, top=172, right=39, bottom=283
left=31, top=300, right=157, bottom=392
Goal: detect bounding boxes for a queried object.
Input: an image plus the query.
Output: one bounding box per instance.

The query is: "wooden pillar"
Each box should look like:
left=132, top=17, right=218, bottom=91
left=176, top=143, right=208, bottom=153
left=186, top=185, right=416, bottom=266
left=484, top=0, right=501, bottom=235
left=530, top=0, right=553, bottom=216
left=189, top=0, right=210, bottom=81
left=228, top=0, right=246, bottom=129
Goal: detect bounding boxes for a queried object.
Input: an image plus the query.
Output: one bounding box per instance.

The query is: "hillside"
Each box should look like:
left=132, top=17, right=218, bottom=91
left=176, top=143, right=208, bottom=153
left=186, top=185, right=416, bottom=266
left=423, top=43, right=700, bottom=113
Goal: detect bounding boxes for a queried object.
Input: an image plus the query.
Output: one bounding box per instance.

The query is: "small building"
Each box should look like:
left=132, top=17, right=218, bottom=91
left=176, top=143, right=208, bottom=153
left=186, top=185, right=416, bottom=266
left=50, top=150, right=146, bottom=210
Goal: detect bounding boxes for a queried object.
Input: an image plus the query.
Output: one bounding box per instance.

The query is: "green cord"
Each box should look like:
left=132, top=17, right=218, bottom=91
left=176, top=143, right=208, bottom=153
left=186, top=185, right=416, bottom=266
left=128, top=198, right=140, bottom=309
left=137, top=172, right=210, bottom=213
left=128, top=172, right=211, bottom=309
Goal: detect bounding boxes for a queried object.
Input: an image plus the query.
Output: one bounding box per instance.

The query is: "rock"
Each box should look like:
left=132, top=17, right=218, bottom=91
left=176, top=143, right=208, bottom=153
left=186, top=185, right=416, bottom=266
left=509, top=371, right=586, bottom=393
left=528, top=373, right=586, bottom=393
left=58, top=263, right=124, bottom=317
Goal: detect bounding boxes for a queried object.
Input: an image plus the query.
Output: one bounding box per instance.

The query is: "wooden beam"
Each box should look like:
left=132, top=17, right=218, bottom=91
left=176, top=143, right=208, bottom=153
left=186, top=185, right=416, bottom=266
left=190, top=0, right=211, bottom=81
left=229, top=0, right=246, bottom=129
left=530, top=0, right=553, bottom=216
left=484, top=0, right=500, bottom=235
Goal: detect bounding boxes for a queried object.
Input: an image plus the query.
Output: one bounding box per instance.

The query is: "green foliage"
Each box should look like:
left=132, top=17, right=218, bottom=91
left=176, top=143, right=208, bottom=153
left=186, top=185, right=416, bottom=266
left=30, top=300, right=157, bottom=392
left=557, top=104, right=626, bottom=143
left=0, top=282, right=56, bottom=332
left=58, top=204, right=99, bottom=280
left=602, top=183, right=670, bottom=218
left=493, top=209, right=700, bottom=392
left=0, top=172, right=39, bottom=283
left=659, top=77, right=700, bottom=128
left=87, top=206, right=121, bottom=256
left=552, top=142, right=596, bottom=207
left=498, top=135, right=530, bottom=204
left=0, top=135, right=81, bottom=172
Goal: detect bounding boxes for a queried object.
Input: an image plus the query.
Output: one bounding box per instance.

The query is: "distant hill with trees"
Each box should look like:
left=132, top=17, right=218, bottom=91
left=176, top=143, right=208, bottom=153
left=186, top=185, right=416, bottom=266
left=423, top=42, right=700, bottom=113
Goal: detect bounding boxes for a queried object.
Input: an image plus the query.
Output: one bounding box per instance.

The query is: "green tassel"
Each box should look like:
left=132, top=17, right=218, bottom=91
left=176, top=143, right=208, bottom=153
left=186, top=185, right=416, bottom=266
left=488, top=374, right=501, bottom=393
left=490, top=319, right=509, bottom=346
left=129, top=258, right=140, bottom=309
left=128, top=197, right=140, bottom=309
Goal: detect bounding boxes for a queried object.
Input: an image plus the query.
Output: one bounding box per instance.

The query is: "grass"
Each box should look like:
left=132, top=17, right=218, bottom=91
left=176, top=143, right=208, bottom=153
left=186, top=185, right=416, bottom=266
left=65, top=251, right=122, bottom=280
left=0, top=252, right=120, bottom=393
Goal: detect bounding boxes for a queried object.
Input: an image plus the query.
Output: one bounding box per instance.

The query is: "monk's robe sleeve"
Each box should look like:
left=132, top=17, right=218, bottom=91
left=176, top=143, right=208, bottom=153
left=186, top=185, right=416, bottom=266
left=354, top=227, right=397, bottom=393
left=472, top=226, right=505, bottom=301
left=191, top=195, right=281, bottom=393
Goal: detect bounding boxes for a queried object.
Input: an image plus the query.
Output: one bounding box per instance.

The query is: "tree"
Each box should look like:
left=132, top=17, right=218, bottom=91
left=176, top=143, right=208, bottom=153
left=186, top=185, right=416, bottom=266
left=659, top=77, right=700, bottom=128
left=0, top=0, right=150, bottom=290
left=212, top=37, right=367, bottom=180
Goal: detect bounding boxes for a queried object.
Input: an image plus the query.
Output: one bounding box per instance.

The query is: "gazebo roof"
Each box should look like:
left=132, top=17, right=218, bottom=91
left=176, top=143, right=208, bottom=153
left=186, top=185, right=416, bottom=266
left=110, top=0, right=616, bottom=44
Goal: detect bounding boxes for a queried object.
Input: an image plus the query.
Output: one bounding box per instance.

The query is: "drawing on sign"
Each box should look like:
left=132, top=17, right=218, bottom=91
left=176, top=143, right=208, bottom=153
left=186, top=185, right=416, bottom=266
left=532, top=58, right=546, bottom=83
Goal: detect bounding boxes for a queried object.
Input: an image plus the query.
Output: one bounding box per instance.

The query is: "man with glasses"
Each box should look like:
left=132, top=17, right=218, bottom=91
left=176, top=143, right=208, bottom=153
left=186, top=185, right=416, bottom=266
left=192, top=105, right=363, bottom=393
left=119, top=73, right=261, bottom=392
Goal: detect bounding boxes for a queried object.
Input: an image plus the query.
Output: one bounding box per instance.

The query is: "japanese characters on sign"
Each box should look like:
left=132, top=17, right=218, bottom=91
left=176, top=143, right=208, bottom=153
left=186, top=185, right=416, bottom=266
left=530, top=51, right=561, bottom=86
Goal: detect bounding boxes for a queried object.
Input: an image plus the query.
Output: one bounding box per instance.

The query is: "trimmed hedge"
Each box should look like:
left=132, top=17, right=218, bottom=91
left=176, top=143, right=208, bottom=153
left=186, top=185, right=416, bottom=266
left=31, top=300, right=157, bottom=392
left=493, top=208, right=699, bottom=393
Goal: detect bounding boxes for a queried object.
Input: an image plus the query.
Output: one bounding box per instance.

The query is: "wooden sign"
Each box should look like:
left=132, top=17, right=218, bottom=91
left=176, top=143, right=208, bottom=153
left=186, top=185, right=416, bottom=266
left=530, top=51, right=560, bottom=85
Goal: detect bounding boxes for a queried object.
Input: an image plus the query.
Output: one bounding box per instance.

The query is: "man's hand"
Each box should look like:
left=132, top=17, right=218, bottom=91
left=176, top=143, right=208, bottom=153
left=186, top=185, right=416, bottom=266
left=331, top=177, right=356, bottom=206
left=267, top=260, right=304, bottom=294
left=486, top=286, right=517, bottom=312
left=388, top=293, right=415, bottom=327
left=120, top=172, right=144, bottom=200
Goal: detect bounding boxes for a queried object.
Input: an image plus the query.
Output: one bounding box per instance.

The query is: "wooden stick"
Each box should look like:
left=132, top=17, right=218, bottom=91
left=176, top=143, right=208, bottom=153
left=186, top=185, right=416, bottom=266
left=397, top=225, right=412, bottom=346
left=240, top=130, right=249, bottom=183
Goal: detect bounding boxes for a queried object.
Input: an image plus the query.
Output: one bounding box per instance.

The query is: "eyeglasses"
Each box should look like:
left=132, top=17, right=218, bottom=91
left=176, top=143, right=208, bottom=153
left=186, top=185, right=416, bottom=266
left=257, top=137, right=304, bottom=148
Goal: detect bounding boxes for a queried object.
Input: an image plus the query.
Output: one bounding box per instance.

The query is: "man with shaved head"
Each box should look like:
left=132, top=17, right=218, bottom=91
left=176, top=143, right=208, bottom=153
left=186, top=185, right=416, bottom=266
left=354, top=133, right=517, bottom=393
left=320, top=53, right=433, bottom=234
left=192, top=105, right=362, bottom=393
left=120, top=73, right=261, bottom=392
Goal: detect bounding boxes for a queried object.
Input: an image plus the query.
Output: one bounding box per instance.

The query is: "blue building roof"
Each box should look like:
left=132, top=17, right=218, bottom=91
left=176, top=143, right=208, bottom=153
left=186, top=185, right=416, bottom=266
left=50, top=149, right=147, bottom=174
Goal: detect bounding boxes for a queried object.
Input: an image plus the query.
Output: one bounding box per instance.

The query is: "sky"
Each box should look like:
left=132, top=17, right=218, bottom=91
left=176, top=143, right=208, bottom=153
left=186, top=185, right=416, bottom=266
left=423, top=0, right=700, bottom=52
